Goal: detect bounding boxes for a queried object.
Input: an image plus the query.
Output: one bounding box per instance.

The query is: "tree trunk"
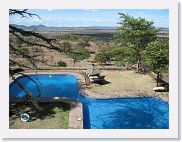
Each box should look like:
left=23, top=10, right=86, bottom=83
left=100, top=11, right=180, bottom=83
left=73, top=60, right=76, bottom=67
left=136, top=59, right=140, bottom=71
left=137, top=61, right=140, bottom=71
left=156, top=72, right=160, bottom=87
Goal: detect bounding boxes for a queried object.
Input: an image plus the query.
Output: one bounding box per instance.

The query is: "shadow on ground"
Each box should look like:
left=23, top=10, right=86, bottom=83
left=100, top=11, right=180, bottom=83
left=9, top=102, right=70, bottom=123
left=95, top=80, right=111, bottom=85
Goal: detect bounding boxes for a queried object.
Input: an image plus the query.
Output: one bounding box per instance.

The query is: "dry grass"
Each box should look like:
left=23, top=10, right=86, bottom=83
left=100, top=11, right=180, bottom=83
left=10, top=39, right=101, bottom=68
left=88, top=70, right=157, bottom=96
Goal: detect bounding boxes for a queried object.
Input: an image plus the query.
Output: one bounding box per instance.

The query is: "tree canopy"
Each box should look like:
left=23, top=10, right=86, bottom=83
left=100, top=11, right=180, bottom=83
left=94, top=46, right=112, bottom=64
left=67, top=48, right=90, bottom=66
left=115, top=13, right=158, bottom=70
left=143, top=38, right=169, bottom=75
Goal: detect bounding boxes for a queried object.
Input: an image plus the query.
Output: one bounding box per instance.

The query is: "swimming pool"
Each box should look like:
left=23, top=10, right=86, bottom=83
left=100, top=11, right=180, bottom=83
left=10, top=74, right=79, bottom=101
left=83, top=97, right=168, bottom=129
left=9, top=74, right=169, bottom=129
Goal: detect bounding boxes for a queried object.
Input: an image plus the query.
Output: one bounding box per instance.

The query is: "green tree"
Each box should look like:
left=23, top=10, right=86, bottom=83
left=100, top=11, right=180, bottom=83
left=116, top=13, right=158, bottom=71
left=112, top=47, right=129, bottom=66
left=95, top=42, right=129, bottom=66
left=77, top=40, right=90, bottom=48
left=10, top=36, right=23, bottom=47
left=143, top=38, right=169, bottom=86
left=62, top=41, right=71, bottom=52
left=67, top=48, right=90, bottom=67
left=95, top=52, right=110, bottom=64
left=95, top=47, right=113, bottom=64
left=57, top=60, right=67, bottom=67
left=19, top=48, right=29, bottom=55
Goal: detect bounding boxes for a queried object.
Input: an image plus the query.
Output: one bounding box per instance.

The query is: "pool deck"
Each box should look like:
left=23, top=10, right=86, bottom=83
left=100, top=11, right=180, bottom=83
left=83, top=90, right=168, bottom=102
left=69, top=102, right=83, bottom=129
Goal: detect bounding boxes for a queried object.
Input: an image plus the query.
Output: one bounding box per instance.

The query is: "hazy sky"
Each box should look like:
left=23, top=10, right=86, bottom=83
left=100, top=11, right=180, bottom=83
left=9, top=9, right=169, bottom=28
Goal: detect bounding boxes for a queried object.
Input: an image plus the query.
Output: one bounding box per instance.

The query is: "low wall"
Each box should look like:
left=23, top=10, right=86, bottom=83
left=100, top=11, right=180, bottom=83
left=10, top=66, right=129, bottom=72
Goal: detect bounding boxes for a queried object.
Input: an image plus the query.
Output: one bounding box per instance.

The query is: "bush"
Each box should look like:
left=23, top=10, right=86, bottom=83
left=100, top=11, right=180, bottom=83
left=95, top=52, right=110, bottom=64
left=68, top=48, right=90, bottom=60
left=82, top=36, right=92, bottom=42
left=60, top=35, right=78, bottom=41
left=57, top=60, right=67, bottom=67
left=62, top=41, right=71, bottom=52
left=67, top=47, right=90, bottom=67
left=19, top=48, right=29, bottom=54
left=77, top=41, right=90, bottom=48
left=94, top=47, right=113, bottom=64
left=31, top=47, right=43, bottom=52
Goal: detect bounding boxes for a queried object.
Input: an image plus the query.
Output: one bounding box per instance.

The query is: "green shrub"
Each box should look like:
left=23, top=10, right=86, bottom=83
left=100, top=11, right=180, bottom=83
left=60, top=35, right=78, bottom=41
left=31, top=47, right=43, bottom=52
left=67, top=47, right=90, bottom=67
left=57, top=60, right=67, bottom=67
left=19, top=48, right=29, bottom=54
left=94, top=47, right=112, bottom=64
left=62, top=41, right=71, bottom=52
left=77, top=41, right=90, bottom=48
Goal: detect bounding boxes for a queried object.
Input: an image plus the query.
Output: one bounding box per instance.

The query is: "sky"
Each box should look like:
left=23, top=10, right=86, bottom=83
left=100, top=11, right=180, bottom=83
left=9, top=9, right=169, bottom=28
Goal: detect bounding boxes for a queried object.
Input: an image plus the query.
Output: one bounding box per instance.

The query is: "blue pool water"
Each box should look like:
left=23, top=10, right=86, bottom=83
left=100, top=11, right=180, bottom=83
left=10, top=74, right=169, bottom=129
left=83, top=97, right=168, bottom=129
left=10, top=74, right=79, bottom=101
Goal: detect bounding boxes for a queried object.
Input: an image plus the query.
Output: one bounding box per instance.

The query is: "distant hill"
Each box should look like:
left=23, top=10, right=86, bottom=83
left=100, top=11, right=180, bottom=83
left=11, top=24, right=168, bottom=30
left=11, top=24, right=169, bottom=38
left=11, top=24, right=117, bottom=32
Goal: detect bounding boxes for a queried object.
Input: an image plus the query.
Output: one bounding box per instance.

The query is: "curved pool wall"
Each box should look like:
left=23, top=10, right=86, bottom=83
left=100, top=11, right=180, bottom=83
left=10, top=74, right=82, bottom=101
left=9, top=74, right=169, bottom=129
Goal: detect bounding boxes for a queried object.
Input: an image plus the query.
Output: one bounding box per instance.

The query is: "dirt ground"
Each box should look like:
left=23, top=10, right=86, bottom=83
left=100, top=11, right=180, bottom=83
left=86, top=70, right=168, bottom=101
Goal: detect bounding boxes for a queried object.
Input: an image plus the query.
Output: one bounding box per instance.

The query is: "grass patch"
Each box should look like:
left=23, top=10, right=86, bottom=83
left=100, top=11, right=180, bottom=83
left=9, top=102, right=70, bottom=129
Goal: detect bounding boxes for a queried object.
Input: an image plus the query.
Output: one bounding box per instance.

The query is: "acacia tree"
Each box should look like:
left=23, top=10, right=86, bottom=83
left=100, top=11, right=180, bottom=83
left=67, top=47, right=90, bottom=67
left=62, top=41, right=71, bottom=52
left=116, top=13, right=158, bottom=71
left=143, top=38, right=169, bottom=86
left=94, top=48, right=112, bottom=64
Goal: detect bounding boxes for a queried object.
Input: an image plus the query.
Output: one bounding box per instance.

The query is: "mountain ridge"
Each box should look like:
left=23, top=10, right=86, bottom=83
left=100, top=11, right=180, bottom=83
left=11, top=24, right=169, bottom=31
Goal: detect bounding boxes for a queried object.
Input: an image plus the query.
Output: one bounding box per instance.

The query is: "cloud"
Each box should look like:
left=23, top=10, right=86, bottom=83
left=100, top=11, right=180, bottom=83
left=91, top=9, right=100, bottom=12
left=31, top=18, right=42, bottom=22
left=84, top=9, right=100, bottom=12
left=47, top=8, right=54, bottom=11
left=95, top=18, right=112, bottom=22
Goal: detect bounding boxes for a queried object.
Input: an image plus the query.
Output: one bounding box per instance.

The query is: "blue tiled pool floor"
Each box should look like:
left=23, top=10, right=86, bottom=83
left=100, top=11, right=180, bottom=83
left=83, top=97, right=168, bottom=129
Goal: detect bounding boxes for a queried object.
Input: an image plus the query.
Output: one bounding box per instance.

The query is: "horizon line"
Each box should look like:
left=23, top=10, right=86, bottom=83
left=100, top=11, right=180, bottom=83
left=11, top=24, right=169, bottom=29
